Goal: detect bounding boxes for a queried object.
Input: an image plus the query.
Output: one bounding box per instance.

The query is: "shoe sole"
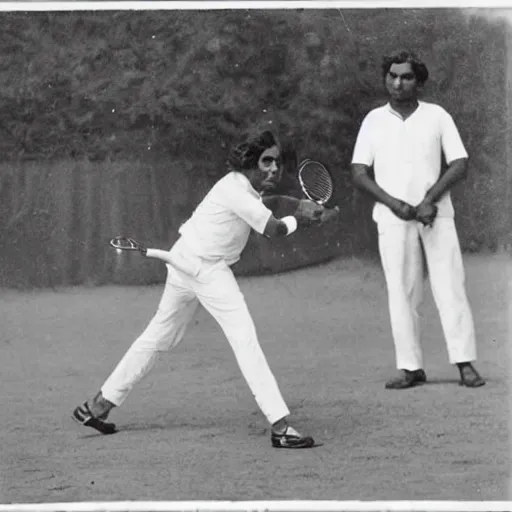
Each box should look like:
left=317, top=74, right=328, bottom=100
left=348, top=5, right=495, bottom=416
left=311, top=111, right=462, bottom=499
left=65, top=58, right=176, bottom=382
left=385, top=380, right=426, bottom=389
left=459, top=379, right=486, bottom=388
left=271, top=436, right=315, bottom=449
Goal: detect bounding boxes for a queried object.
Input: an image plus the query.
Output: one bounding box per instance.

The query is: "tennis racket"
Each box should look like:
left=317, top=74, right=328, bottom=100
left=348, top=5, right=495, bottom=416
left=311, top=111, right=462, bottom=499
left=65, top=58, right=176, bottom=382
left=297, top=159, right=334, bottom=205
left=109, top=236, right=147, bottom=255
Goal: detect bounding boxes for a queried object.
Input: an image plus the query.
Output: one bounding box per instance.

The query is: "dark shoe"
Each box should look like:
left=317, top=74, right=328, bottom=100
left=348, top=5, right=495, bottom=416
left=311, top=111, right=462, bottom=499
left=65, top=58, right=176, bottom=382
left=385, top=369, right=427, bottom=389
left=458, top=363, right=486, bottom=388
left=271, top=426, right=315, bottom=449
left=72, top=402, right=117, bottom=435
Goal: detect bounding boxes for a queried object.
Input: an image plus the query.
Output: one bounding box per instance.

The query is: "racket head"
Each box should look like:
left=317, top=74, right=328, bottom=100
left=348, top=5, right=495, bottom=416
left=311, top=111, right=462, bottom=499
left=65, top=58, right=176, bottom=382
left=109, top=236, right=141, bottom=251
left=297, top=159, right=334, bottom=205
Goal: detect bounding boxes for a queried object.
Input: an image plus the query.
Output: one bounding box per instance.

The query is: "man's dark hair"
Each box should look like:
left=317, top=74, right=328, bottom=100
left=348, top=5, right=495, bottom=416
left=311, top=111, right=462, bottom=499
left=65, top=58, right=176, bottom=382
left=226, top=130, right=279, bottom=173
left=381, top=50, right=429, bottom=85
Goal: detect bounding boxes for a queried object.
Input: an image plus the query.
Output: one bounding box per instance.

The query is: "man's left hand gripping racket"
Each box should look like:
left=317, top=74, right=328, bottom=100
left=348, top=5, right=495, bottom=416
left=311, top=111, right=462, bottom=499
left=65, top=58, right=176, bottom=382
left=109, top=236, right=147, bottom=255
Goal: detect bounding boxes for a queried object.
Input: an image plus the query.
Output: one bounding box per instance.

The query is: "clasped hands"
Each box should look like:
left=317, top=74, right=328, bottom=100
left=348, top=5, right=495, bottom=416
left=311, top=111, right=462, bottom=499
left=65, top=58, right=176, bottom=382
left=391, top=197, right=438, bottom=226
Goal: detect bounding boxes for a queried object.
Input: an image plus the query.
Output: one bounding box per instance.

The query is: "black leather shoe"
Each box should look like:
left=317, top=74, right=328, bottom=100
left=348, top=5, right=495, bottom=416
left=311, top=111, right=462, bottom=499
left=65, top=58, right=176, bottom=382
left=458, top=363, right=486, bottom=387
left=271, top=426, right=315, bottom=449
left=72, top=402, right=117, bottom=435
left=385, top=369, right=427, bottom=389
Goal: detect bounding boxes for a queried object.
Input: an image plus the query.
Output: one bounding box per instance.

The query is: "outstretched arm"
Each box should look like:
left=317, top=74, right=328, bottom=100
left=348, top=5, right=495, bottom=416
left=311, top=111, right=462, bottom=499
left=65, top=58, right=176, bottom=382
left=261, top=194, right=301, bottom=215
left=263, top=199, right=339, bottom=238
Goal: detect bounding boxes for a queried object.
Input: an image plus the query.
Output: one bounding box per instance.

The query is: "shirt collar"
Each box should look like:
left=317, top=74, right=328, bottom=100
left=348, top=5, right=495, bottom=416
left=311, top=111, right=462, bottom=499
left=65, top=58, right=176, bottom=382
left=386, top=100, right=423, bottom=120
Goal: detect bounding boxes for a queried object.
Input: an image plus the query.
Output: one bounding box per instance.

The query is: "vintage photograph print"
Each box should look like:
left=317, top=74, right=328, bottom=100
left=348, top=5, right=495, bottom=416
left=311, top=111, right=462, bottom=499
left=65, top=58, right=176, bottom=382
left=0, top=4, right=510, bottom=507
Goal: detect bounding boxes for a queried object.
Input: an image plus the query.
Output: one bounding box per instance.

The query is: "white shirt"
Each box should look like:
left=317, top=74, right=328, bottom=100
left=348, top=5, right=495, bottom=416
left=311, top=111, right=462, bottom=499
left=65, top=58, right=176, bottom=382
left=178, top=171, right=272, bottom=265
left=351, top=101, right=468, bottom=225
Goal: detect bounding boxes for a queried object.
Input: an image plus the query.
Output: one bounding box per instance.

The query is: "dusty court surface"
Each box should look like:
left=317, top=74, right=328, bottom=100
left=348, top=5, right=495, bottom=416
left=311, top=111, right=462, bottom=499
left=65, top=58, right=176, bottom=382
left=1, top=254, right=510, bottom=504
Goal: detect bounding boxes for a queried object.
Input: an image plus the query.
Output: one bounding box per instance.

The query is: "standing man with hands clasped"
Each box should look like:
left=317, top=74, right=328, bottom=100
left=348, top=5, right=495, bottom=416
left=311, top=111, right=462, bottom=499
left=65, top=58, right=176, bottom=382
left=351, top=50, right=485, bottom=389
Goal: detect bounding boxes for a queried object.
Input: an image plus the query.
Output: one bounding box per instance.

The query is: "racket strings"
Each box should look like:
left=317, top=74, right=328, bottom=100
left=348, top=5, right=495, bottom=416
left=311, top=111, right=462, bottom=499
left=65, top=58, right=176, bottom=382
left=300, top=164, right=333, bottom=203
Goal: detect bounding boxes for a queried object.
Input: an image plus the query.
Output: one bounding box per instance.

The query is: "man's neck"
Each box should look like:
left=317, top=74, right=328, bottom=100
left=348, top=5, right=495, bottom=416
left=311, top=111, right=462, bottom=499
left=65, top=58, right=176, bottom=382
left=389, top=98, right=420, bottom=119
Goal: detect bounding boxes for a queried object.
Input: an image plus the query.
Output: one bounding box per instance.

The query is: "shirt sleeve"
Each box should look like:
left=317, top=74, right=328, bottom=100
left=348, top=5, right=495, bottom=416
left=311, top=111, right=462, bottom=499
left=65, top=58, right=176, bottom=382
left=351, top=114, right=375, bottom=166
left=219, top=178, right=273, bottom=234
left=440, top=109, right=468, bottom=164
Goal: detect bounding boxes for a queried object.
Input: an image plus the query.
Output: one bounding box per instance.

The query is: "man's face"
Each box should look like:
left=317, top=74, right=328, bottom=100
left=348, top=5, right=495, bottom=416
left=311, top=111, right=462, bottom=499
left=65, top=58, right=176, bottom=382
left=385, top=62, right=420, bottom=101
left=248, top=145, right=282, bottom=193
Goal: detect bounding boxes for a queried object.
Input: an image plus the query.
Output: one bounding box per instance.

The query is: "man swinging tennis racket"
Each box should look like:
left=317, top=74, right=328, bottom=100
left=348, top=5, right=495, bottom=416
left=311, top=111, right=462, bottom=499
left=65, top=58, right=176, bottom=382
left=73, top=129, right=338, bottom=449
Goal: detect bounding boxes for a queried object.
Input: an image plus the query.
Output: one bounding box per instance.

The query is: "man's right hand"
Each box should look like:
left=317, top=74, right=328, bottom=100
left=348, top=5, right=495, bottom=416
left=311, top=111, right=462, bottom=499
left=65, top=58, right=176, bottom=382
left=389, top=199, right=417, bottom=221
left=294, top=199, right=324, bottom=226
left=415, top=199, right=438, bottom=227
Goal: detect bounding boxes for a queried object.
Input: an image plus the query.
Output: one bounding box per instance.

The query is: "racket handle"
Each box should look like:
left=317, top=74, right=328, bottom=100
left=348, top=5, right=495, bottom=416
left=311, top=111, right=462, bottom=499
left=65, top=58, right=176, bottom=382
left=145, top=248, right=173, bottom=264
left=127, top=237, right=146, bottom=254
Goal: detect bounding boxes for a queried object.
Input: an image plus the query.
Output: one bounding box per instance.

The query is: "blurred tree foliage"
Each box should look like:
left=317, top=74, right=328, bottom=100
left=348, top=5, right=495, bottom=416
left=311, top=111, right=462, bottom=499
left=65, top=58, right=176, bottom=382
left=0, top=9, right=509, bottom=287
left=0, top=9, right=506, bottom=166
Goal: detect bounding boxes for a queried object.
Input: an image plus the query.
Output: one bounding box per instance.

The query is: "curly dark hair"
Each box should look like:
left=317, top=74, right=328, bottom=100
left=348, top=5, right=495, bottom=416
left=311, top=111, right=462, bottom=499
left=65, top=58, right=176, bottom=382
left=381, top=50, right=429, bottom=85
left=226, top=130, right=279, bottom=173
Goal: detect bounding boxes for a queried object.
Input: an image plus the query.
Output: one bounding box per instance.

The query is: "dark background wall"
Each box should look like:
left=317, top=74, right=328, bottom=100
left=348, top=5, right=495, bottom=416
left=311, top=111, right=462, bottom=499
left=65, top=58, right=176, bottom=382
left=0, top=8, right=509, bottom=288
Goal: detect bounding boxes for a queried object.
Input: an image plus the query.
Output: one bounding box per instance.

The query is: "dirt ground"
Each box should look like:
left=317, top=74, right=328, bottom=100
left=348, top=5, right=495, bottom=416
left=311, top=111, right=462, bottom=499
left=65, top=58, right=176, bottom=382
left=0, top=254, right=510, bottom=504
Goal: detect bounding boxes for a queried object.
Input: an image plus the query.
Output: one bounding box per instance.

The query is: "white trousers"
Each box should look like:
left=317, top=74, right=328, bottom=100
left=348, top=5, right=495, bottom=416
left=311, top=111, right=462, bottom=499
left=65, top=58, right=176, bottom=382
left=101, top=244, right=290, bottom=425
left=377, top=218, right=477, bottom=370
